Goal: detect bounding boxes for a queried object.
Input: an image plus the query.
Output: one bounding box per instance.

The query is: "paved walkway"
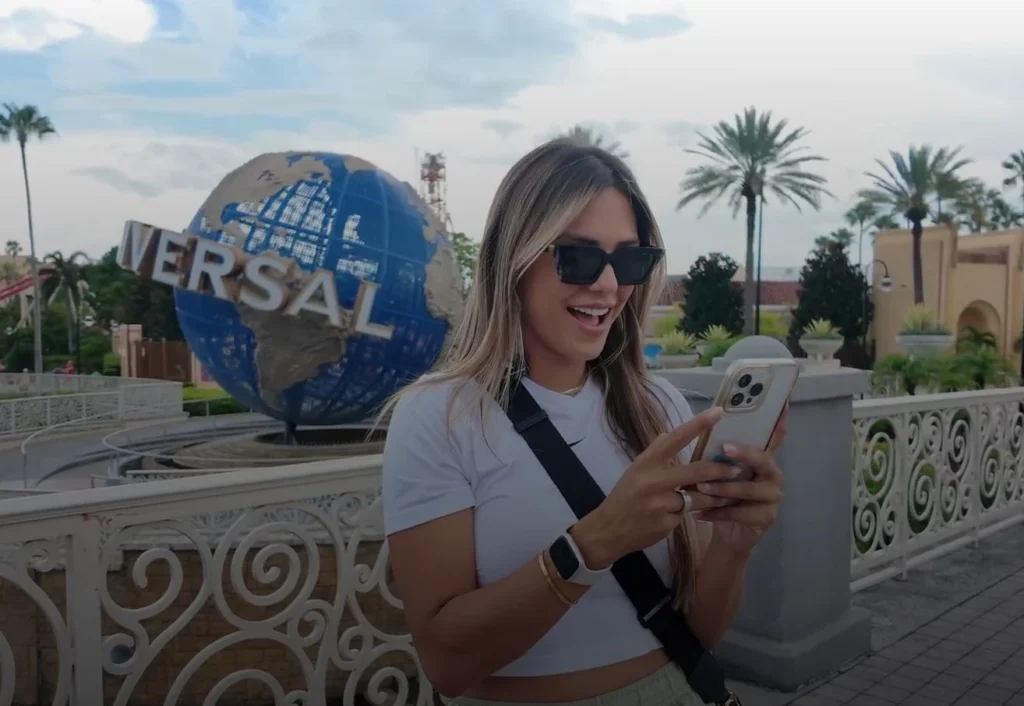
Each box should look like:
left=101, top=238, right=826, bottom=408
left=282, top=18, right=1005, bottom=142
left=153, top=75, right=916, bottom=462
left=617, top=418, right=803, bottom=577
left=792, top=567, right=1024, bottom=705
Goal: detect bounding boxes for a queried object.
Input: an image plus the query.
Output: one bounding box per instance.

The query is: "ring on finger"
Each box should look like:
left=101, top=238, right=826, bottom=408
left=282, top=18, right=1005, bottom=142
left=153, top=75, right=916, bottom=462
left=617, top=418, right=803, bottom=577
left=675, top=488, right=694, bottom=514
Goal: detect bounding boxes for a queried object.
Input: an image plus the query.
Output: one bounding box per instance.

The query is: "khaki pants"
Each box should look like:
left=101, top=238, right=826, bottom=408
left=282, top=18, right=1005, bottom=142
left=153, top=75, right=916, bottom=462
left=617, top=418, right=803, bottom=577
left=446, top=662, right=703, bottom=706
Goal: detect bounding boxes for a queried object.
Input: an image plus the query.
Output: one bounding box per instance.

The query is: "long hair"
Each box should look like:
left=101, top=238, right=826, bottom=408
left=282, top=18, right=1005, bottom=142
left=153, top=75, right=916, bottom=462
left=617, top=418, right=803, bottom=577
left=382, top=138, right=699, bottom=607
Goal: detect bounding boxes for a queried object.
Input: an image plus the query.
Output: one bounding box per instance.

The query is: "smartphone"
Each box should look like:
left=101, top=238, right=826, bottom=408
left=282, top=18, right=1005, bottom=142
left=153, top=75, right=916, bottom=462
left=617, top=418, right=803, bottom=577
left=691, top=358, right=799, bottom=482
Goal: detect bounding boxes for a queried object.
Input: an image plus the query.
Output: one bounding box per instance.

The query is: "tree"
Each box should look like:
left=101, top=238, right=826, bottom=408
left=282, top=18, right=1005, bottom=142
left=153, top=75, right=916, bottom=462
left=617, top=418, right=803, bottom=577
left=872, top=214, right=900, bottom=232
left=447, top=231, right=480, bottom=294
left=559, top=123, right=629, bottom=160
left=676, top=106, right=831, bottom=335
left=42, top=250, right=91, bottom=362
left=952, top=179, right=1021, bottom=233
left=0, top=261, right=17, bottom=286
left=813, top=227, right=855, bottom=252
left=0, top=104, right=57, bottom=375
left=81, top=247, right=183, bottom=340
left=4, top=240, right=21, bottom=257
left=844, top=199, right=878, bottom=268
left=1002, top=150, right=1024, bottom=213
left=857, top=145, right=972, bottom=305
left=789, top=240, right=871, bottom=348
left=679, top=253, right=744, bottom=336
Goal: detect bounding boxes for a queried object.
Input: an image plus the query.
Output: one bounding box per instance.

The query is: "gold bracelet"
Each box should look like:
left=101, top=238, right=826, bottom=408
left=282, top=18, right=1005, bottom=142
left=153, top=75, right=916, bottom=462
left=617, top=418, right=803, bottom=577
left=538, top=552, right=576, bottom=606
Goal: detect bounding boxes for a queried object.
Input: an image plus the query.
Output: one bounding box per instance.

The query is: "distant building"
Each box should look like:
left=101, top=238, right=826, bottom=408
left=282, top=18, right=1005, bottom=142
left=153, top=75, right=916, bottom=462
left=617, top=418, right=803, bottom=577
left=872, top=225, right=1024, bottom=365
left=734, top=265, right=802, bottom=283
left=647, top=268, right=803, bottom=336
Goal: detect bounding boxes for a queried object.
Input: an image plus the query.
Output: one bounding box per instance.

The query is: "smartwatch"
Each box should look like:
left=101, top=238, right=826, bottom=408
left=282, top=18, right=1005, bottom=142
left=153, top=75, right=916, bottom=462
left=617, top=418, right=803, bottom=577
left=548, top=530, right=610, bottom=586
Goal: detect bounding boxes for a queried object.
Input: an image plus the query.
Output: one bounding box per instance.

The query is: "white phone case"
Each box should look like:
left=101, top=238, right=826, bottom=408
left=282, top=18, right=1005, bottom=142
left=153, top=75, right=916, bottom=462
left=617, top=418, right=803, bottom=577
left=691, top=358, right=799, bottom=481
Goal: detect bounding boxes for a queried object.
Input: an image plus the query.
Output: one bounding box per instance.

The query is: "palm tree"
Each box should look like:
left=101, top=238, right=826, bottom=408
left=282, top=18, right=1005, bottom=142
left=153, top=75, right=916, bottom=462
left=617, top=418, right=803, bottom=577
left=4, top=240, right=21, bottom=257
left=560, top=124, right=629, bottom=160
left=872, top=214, right=900, bottom=232
left=676, top=106, right=831, bottom=334
left=932, top=171, right=964, bottom=221
left=0, top=104, right=57, bottom=376
left=857, top=145, right=972, bottom=305
left=952, top=180, right=1019, bottom=233
left=845, top=199, right=879, bottom=273
left=1002, top=150, right=1024, bottom=214
left=42, top=250, right=91, bottom=367
left=813, top=227, right=855, bottom=252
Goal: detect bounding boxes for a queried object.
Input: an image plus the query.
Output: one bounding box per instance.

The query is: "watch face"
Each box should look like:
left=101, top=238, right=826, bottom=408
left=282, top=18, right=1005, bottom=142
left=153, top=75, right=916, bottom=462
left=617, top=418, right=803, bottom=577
left=549, top=536, right=580, bottom=581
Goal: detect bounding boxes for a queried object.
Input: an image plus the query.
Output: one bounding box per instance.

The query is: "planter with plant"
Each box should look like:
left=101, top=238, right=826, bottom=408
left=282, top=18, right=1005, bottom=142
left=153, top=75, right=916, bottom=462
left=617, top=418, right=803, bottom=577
left=799, top=318, right=843, bottom=360
left=697, top=324, right=732, bottom=357
left=657, top=331, right=699, bottom=368
left=896, top=304, right=954, bottom=356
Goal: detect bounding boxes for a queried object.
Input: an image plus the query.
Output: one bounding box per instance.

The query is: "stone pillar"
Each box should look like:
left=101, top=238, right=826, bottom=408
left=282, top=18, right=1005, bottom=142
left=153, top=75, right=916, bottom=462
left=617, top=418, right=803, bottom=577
left=656, top=337, right=872, bottom=691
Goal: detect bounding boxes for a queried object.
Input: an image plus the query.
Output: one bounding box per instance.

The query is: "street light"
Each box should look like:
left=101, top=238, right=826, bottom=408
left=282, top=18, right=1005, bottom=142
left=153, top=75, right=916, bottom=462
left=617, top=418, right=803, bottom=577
left=862, top=259, right=892, bottom=350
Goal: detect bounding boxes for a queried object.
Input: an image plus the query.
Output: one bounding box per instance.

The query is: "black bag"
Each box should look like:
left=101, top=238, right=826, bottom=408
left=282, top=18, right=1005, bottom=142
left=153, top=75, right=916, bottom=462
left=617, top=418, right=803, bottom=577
left=504, top=379, right=740, bottom=706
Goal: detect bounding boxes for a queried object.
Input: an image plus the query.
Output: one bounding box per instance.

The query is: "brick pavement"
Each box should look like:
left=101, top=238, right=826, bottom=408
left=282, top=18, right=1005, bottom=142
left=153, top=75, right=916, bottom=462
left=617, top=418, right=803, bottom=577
left=792, top=568, right=1024, bottom=705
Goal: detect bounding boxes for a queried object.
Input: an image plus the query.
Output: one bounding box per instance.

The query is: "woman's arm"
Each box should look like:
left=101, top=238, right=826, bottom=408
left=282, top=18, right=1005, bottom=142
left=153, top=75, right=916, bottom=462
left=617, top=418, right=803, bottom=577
left=389, top=511, right=606, bottom=697
left=383, top=385, right=612, bottom=696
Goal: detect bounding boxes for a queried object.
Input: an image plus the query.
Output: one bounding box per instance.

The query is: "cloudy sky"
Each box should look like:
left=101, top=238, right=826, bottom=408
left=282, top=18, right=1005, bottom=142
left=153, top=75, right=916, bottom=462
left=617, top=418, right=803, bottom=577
left=1, top=0, right=1022, bottom=275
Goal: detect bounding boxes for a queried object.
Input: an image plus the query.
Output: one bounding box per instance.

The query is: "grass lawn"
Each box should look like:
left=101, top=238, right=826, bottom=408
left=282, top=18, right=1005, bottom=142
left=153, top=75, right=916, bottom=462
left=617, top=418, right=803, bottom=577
left=181, top=386, right=248, bottom=416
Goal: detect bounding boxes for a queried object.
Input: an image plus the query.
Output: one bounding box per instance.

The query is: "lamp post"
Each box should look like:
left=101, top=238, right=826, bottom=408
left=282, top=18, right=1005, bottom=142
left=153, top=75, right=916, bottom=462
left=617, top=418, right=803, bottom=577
left=862, top=258, right=893, bottom=351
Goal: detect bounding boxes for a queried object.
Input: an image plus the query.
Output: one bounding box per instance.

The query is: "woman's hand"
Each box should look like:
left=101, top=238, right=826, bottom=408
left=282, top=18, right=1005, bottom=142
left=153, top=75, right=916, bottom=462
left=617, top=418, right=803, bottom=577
left=690, top=407, right=789, bottom=556
left=571, top=406, right=740, bottom=569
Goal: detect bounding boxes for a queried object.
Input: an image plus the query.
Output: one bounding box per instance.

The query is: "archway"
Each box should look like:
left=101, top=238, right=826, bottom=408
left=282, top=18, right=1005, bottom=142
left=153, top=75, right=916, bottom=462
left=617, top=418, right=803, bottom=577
left=956, top=300, right=1002, bottom=350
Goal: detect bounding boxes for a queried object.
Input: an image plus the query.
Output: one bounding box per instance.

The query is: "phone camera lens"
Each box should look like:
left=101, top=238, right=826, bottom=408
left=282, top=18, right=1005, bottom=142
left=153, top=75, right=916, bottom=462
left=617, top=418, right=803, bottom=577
left=729, top=392, right=744, bottom=406
left=749, top=383, right=763, bottom=396
left=737, top=374, right=752, bottom=388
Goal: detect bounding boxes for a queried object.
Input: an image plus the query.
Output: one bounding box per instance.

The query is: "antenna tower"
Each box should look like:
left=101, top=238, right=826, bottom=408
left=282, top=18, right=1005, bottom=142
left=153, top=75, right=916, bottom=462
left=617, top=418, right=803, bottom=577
left=418, top=151, right=453, bottom=231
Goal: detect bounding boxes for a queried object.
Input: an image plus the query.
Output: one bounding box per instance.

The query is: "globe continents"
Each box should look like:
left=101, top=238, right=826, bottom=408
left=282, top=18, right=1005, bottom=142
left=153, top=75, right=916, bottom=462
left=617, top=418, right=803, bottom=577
left=173, top=151, right=464, bottom=426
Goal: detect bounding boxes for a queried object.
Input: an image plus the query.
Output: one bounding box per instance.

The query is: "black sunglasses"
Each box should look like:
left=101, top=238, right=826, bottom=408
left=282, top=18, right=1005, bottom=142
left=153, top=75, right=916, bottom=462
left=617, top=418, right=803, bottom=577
left=546, top=243, right=664, bottom=285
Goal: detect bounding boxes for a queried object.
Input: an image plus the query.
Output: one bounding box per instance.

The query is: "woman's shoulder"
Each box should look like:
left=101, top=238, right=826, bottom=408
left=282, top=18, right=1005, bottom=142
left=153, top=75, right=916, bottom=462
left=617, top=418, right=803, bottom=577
left=388, top=373, right=496, bottom=438
left=391, top=373, right=459, bottom=414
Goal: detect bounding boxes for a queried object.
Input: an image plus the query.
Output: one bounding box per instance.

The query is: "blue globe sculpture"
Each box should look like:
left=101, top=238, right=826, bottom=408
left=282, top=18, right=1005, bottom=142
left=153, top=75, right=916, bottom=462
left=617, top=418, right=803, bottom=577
left=173, top=151, right=464, bottom=426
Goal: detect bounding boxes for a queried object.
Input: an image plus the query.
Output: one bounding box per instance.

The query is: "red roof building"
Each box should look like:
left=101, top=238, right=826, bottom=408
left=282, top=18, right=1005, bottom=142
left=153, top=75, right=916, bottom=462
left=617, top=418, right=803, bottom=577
left=655, top=276, right=801, bottom=310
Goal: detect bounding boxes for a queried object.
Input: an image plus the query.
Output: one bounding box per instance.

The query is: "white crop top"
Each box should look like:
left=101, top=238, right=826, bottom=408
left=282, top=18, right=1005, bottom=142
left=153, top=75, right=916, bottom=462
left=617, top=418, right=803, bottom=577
left=381, top=373, right=696, bottom=677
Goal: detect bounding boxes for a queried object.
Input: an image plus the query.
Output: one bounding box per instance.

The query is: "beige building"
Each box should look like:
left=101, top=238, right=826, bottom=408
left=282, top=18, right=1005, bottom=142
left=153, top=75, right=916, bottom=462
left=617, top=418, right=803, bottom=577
left=872, top=225, right=1024, bottom=364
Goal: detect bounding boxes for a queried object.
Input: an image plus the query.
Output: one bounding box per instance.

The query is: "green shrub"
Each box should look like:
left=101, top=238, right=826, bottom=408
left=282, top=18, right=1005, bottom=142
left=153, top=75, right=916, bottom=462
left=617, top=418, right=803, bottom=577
left=758, top=311, right=788, bottom=339
left=698, top=337, right=739, bottom=366
left=871, top=346, right=1016, bottom=395
left=900, top=304, right=950, bottom=335
left=182, top=386, right=249, bottom=416
left=659, top=331, right=697, bottom=354
left=102, top=352, right=121, bottom=376
left=802, top=318, right=841, bottom=340
left=653, top=314, right=680, bottom=338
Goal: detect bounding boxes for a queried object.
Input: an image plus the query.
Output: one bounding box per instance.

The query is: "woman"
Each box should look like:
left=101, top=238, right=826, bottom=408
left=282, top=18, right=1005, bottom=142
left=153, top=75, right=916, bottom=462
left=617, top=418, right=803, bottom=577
left=381, top=139, right=785, bottom=705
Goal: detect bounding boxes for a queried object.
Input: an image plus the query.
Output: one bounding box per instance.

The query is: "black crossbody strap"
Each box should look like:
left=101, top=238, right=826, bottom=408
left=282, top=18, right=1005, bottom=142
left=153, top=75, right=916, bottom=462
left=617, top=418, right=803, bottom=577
left=505, top=379, right=735, bottom=706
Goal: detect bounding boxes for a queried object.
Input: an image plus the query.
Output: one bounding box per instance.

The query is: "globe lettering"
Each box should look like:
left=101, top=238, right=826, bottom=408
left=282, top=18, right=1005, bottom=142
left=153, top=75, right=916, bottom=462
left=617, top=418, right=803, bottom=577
left=119, top=221, right=393, bottom=339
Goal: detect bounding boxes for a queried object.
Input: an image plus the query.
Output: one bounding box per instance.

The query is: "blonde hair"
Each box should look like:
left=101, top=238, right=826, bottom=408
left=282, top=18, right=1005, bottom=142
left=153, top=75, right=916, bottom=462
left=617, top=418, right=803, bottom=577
left=381, top=138, right=699, bottom=607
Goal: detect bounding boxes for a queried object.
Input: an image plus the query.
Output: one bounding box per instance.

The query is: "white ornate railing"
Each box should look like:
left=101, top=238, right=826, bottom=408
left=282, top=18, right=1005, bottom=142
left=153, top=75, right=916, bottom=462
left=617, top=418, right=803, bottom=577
left=850, top=388, right=1024, bottom=589
left=0, top=457, right=426, bottom=706
left=0, top=373, right=144, bottom=395
left=0, top=381, right=183, bottom=437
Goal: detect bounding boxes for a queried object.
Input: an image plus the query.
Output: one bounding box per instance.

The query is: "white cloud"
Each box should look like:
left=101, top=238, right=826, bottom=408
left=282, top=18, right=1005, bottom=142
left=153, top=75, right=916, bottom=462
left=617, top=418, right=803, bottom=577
left=3, top=0, right=1024, bottom=277
left=0, top=0, right=157, bottom=51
